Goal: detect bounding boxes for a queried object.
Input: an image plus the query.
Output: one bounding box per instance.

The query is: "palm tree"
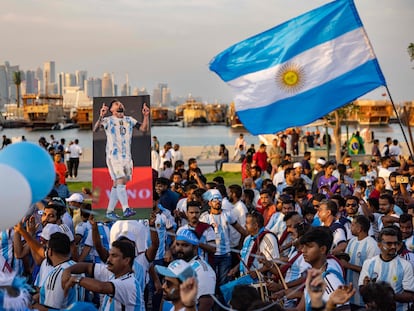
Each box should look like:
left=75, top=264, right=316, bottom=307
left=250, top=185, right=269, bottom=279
left=12, top=71, right=22, bottom=108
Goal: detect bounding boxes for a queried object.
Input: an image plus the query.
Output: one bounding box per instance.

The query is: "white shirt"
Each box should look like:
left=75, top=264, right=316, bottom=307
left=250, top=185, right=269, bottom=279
left=229, top=200, right=248, bottom=248
left=359, top=255, right=414, bottom=311
left=190, top=256, right=216, bottom=299
left=345, top=236, right=380, bottom=306
left=67, top=143, right=82, bottom=158
left=101, top=115, right=138, bottom=161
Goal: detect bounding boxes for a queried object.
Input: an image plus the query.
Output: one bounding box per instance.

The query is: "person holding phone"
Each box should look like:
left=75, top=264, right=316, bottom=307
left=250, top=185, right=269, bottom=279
left=94, top=99, right=150, bottom=220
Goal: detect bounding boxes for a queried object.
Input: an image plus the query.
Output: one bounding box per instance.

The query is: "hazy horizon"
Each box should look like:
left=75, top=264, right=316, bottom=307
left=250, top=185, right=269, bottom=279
left=1, top=0, right=413, bottom=103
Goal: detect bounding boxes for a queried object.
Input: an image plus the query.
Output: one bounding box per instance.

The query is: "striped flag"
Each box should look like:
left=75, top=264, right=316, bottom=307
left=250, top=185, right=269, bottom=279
left=209, top=0, right=386, bottom=135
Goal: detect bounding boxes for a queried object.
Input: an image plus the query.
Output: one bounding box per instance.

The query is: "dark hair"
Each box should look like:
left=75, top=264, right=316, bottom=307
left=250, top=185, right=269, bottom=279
left=246, top=211, right=264, bottom=228
left=243, top=189, right=255, bottom=203
left=378, top=226, right=399, bottom=242
left=80, top=202, right=92, bottom=218
left=155, top=177, right=170, bottom=186
left=49, top=232, right=70, bottom=256
left=379, top=193, right=395, bottom=205
left=188, top=158, right=197, bottom=165
left=228, top=184, right=243, bottom=199
left=320, top=199, right=338, bottom=216
left=216, top=183, right=228, bottom=198
left=187, top=200, right=201, bottom=209
left=284, top=167, right=295, bottom=179
left=212, top=176, right=225, bottom=185
left=112, top=240, right=135, bottom=267
left=399, top=213, right=413, bottom=224
left=283, top=211, right=299, bottom=222
left=230, top=285, right=261, bottom=311
left=331, top=194, right=346, bottom=208
left=360, top=281, right=396, bottom=311
left=354, top=215, right=370, bottom=233
left=312, top=193, right=326, bottom=202
left=300, top=227, right=333, bottom=253
left=367, top=197, right=379, bottom=212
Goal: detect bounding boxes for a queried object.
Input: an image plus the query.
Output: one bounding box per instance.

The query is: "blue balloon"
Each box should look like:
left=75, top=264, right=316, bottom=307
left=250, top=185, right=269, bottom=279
left=0, top=142, right=55, bottom=204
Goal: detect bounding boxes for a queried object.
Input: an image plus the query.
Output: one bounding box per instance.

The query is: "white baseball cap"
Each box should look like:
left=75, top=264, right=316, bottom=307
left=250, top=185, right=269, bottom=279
left=155, top=259, right=196, bottom=283
left=40, top=224, right=62, bottom=241
left=293, top=162, right=302, bottom=168
left=65, top=193, right=84, bottom=203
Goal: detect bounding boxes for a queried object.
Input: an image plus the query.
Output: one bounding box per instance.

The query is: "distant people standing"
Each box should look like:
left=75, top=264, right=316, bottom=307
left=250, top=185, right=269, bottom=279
left=291, top=128, right=300, bottom=155
left=57, top=138, right=66, bottom=162
left=269, top=138, right=284, bottom=178
left=389, top=139, right=401, bottom=161
left=66, top=138, right=82, bottom=179
left=152, top=136, right=160, bottom=153
left=304, top=131, right=315, bottom=149
left=382, top=137, right=392, bottom=157
left=171, top=143, right=184, bottom=165
left=234, top=133, right=247, bottom=154
left=1, top=135, right=11, bottom=149
left=371, top=139, right=381, bottom=157
left=322, top=131, right=332, bottom=151
left=215, top=144, right=229, bottom=172
left=355, top=131, right=365, bottom=154
left=252, top=143, right=268, bottom=173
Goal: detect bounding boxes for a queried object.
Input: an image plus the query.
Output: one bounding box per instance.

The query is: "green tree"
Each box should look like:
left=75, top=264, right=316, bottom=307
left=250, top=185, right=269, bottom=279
left=12, top=71, right=21, bottom=108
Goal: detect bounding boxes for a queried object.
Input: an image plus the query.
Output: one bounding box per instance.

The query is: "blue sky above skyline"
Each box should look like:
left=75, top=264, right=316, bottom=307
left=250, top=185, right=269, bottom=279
left=1, top=0, right=413, bottom=103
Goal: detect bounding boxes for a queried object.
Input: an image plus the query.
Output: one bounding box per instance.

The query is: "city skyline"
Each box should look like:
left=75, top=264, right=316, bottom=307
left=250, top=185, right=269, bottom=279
left=1, top=0, right=414, bottom=103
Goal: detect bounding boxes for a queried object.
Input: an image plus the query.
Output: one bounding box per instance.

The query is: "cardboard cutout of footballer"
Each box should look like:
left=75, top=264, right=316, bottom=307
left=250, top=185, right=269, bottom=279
left=93, top=96, right=152, bottom=220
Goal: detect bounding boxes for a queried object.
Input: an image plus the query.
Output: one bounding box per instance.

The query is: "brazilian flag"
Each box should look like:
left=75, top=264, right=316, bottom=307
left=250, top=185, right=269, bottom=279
left=348, top=134, right=365, bottom=155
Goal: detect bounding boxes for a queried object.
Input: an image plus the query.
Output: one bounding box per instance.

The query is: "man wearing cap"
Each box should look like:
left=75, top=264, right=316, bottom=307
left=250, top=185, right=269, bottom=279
left=156, top=259, right=198, bottom=311
left=311, top=158, right=326, bottom=195
left=174, top=229, right=216, bottom=311
left=272, top=160, right=292, bottom=187
left=199, top=189, right=248, bottom=287
left=32, top=232, right=84, bottom=310
left=66, top=192, right=84, bottom=230
left=94, top=99, right=150, bottom=220
left=62, top=239, right=144, bottom=311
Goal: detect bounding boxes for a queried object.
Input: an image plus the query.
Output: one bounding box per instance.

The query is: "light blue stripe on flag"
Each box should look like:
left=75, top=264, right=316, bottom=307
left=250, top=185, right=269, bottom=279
left=209, top=0, right=386, bottom=135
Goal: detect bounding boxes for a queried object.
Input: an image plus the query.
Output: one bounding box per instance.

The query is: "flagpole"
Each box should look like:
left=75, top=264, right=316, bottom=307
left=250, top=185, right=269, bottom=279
left=385, top=85, right=414, bottom=159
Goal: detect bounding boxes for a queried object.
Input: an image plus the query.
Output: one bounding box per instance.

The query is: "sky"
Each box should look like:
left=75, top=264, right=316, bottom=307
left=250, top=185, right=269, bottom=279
left=1, top=0, right=414, bottom=103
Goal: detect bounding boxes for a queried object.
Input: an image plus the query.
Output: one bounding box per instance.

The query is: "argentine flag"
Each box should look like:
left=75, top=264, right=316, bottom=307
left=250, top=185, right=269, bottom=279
left=209, top=0, right=386, bottom=135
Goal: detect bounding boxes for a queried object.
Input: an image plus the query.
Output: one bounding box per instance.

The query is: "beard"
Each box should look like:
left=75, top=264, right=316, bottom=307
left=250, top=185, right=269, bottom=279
left=117, top=107, right=124, bottom=113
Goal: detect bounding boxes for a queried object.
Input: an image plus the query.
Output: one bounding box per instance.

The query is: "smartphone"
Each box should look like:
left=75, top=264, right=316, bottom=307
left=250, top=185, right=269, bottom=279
left=397, top=175, right=409, bottom=184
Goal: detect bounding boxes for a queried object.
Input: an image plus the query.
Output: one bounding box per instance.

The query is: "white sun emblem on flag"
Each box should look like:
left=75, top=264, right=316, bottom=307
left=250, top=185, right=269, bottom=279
left=276, top=63, right=305, bottom=93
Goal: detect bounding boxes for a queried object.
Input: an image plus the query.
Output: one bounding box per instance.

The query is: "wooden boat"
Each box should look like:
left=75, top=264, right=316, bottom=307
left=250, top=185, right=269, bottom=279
left=75, top=106, right=93, bottom=130
left=23, top=93, right=66, bottom=130
left=354, top=99, right=393, bottom=125
left=151, top=107, right=177, bottom=124
left=176, top=98, right=208, bottom=126
left=205, top=103, right=228, bottom=124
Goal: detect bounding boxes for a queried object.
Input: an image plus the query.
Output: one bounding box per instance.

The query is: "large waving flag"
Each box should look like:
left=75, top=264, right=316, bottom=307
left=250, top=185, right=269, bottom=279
left=209, top=0, right=386, bottom=135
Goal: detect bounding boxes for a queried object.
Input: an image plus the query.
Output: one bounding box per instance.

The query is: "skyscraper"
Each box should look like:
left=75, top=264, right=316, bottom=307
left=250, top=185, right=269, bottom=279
left=102, top=73, right=113, bottom=96
left=0, top=65, right=8, bottom=109
left=76, top=70, right=87, bottom=90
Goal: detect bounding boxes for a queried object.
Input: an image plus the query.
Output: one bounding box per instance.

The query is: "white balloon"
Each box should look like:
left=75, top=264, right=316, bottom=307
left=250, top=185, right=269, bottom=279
left=0, top=164, right=32, bottom=230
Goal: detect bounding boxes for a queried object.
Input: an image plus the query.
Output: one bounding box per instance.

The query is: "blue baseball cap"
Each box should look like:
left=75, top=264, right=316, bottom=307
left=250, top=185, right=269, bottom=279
left=176, top=229, right=199, bottom=246
left=155, top=259, right=196, bottom=283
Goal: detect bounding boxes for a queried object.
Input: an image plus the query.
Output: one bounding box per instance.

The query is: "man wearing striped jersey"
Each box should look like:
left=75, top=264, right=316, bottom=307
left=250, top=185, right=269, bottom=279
left=62, top=240, right=143, bottom=311
left=359, top=227, right=414, bottom=311
left=94, top=99, right=150, bottom=220
left=32, top=233, right=84, bottom=310
left=340, top=215, right=379, bottom=308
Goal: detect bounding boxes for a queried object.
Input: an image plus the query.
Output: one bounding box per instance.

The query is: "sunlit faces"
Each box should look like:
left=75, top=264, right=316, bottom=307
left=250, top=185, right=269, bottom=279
left=378, top=198, right=392, bottom=215
left=41, top=207, right=58, bottom=226
left=400, top=221, right=413, bottom=240
left=209, top=199, right=222, bottom=214
left=245, top=215, right=259, bottom=236
left=175, top=240, right=196, bottom=261
left=378, top=234, right=400, bottom=259
left=162, top=277, right=180, bottom=302
left=285, top=215, right=302, bottom=238
left=301, top=241, right=326, bottom=265
left=106, top=246, right=131, bottom=275
left=345, top=199, right=358, bottom=216
left=260, top=192, right=272, bottom=208
left=281, top=202, right=294, bottom=215
left=186, top=205, right=201, bottom=225
left=317, top=203, right=331, bottom=223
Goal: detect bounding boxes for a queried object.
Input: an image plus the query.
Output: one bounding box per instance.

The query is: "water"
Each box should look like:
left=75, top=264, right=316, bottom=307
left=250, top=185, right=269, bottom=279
left=1, top=123, right=412, bottom=151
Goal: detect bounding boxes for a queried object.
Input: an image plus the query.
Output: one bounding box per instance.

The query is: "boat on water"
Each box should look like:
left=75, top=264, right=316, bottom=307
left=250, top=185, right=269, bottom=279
left=205, top=103, right=228, bottom=124
left=353, top=99, right=393, bottom=126
left=22, top=93, right=68, bottom=130
left=227, top=102, right=245, bottom=129
left=74, top=106, right=93, bottom=130
left=151, top=107, right=177, bottom=125
left=176, top=98, right=208, bottom=127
